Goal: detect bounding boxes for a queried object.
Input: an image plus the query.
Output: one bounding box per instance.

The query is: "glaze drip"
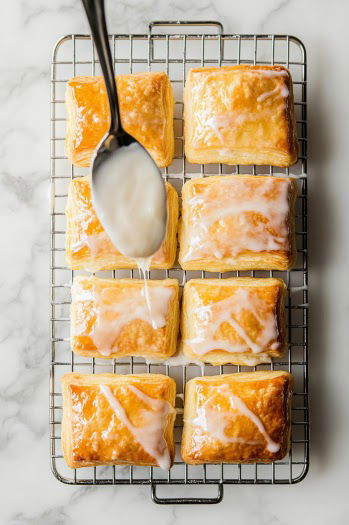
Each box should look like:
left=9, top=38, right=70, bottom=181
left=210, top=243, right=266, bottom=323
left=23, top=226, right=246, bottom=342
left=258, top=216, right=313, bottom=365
left=188, top=67, right=291, bottom=151
left=136, top=257, right=154, bottom=328
left=185, top=285, right=279, bottom=356
left=182, top=176, right=290, bottom=262
left=100, top=384, right=175, bottom=470
left=190, top=386, right=280, bottom=453
left=72, top=278, right=173, bottom=356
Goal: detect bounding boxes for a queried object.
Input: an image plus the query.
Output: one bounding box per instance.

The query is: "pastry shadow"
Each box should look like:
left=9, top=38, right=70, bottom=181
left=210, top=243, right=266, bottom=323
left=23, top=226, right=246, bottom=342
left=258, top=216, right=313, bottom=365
left=307, top=54, right=336, bottom=469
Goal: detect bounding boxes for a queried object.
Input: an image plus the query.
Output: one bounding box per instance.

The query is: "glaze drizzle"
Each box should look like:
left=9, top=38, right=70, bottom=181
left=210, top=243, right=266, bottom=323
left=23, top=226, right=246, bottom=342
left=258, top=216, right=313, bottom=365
left=100, top=384, right=175, bottom=470
left=185, top=285, right=279, bottom=356
left=190, top=386, right=280, bottom=453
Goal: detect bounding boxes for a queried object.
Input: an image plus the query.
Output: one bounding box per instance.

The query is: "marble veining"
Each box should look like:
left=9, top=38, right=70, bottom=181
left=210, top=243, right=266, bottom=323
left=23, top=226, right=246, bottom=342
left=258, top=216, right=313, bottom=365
left=0, top=0, right=348, bottom=523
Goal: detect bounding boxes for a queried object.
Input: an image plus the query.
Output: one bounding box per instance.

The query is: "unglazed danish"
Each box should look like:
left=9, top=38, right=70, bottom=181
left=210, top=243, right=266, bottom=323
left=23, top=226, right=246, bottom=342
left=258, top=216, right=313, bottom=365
left=71, top=276, right=179, bottom=359
left=181, top=371, right=293, bottom=464
left=181, top=277, right=286, bottom=366
left=65, top=72, right=174, bottom=168
left=62, top=373, right=176, bottom=469
left=178, top=174, right=297, bottom=271
left=65, top=176, right=179, bottom=271
left=184, top=65, right=298, bottom=166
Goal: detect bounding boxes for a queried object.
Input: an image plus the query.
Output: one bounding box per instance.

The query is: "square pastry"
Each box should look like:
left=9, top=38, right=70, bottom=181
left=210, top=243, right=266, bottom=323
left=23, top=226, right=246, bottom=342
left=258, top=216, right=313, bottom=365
left=71, top=276, right=179, bottom=359
left=181, top=278, right=286, bottom=366
left=181, top=371, right=293, bottom=464
left=184, top=65, right=298, bottom=166
left=65, top=72, right=174, bottom=168
left=65, top=177, right=179, bottom=271
left=178, top=174, right=297, bottom=271
left=62, top=373, right=176, bottom=469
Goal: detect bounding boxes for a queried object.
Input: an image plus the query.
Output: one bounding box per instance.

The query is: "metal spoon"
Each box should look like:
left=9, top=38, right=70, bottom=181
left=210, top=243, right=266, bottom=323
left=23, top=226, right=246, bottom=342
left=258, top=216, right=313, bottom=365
left=81, top=0, right=167, bottom=259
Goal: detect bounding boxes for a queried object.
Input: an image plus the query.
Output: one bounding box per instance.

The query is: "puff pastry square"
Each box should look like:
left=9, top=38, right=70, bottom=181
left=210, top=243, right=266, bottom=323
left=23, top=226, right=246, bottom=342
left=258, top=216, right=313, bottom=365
left=62, top=373, right=176, bottom=469
left=182, top=277, right=286, bottom=366
left=178, top=174, right=297, bottom=271
left=65, top=72, right=174, bottom=168
left=181, top=371, right=293, bottom=464
left=65, top=176, right=179, bottom=271
left=71, top=276, right=179, bottom=359
left=184, top=65, right=298, bottom=167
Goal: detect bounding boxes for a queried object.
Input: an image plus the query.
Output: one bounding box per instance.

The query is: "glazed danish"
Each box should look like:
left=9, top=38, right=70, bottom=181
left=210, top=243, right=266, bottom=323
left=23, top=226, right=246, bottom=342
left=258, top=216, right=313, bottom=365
left=65, top=72, right=174, bottom=168
left=71, top=276, right=179, bottom=359
left=184, top=65, right=298, bottom=166
left=62, top=373, right=176, bottom=469
left=181, top=371, right=293, bottom=464
left=178, top=174, right=297, bottom=271
left=181, top=277, right=286, bottom=366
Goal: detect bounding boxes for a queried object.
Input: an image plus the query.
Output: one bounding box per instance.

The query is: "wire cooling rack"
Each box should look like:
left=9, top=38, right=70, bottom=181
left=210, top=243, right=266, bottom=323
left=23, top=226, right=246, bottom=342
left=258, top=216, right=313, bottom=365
left=50, top=21, right=308, bottom=504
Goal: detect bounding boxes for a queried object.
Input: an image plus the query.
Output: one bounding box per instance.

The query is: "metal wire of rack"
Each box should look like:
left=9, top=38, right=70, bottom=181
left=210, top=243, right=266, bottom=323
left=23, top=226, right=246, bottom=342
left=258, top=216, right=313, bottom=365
left=50, top=21, right=308, bottom=504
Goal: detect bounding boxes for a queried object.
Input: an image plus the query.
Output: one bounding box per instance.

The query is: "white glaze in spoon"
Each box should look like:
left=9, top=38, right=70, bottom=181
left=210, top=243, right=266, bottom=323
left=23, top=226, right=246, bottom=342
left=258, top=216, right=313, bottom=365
left=92, top=142, right=167, bottom=259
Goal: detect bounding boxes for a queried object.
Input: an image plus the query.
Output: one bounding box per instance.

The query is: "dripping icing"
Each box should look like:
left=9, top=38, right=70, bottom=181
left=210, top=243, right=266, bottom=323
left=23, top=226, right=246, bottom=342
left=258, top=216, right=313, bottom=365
left=72, top=277, right=173, bottom=356
left=135, top=256, right=154, bottom=328
left=257, top=84, right=289, bottom=103
left=190, top=67, right=290, bottom=148
left=100, top=384, right=175, bottom=470
left=185, top=286, right=279, bottom=356
left=182, top=176, right=290, bottom=262
left=189, top=385, right=280, bottom=453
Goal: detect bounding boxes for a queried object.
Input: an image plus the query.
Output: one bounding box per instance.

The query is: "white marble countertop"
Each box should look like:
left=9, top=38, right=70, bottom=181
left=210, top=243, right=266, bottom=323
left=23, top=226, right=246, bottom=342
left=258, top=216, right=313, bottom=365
left=1, top=0, right=349, bottom=523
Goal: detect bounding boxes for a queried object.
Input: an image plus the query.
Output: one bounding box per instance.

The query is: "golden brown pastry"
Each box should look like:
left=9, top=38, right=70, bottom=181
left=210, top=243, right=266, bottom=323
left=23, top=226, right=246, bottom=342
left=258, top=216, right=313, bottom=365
left=181, top=277, right=286, bottom=366
left=65, top=176, right=179, bottom=271
left=62, top=373, right=176, bottom=469
left=178, top=174, right=297, bottom=271
left=184, top=65, right=298, bottom=167
left=71, top=276, right=179, bottom=359
left=65, top=72, right=174, bottom=168
left=181, top=371, right=293, bottom=464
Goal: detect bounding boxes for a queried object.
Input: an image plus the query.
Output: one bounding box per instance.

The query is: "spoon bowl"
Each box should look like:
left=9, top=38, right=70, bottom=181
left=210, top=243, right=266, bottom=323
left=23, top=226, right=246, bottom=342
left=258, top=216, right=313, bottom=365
left=91, top=139, right=167, bottom=259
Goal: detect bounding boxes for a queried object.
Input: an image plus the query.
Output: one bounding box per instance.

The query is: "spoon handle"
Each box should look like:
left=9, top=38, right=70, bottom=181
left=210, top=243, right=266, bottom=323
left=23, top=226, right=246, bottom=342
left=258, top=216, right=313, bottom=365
left=81, top=0, right=121, bottom=136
